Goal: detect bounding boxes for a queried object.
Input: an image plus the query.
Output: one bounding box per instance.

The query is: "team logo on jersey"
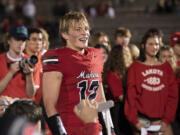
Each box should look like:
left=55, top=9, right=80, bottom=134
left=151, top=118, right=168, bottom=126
left=77, top=70, right=99, bottom=79
left=141, top=68, right=165, bottom=92
left=42, top=56, right=58, bottom=65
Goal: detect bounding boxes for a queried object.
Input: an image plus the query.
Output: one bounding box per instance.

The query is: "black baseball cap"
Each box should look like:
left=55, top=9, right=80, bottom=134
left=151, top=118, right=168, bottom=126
left=8, top=26, right=28, bottom=40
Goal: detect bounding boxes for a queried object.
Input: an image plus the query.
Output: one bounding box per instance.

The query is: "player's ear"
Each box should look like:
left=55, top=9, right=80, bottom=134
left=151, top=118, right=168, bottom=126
left=61, top=32, right=68, bottom=40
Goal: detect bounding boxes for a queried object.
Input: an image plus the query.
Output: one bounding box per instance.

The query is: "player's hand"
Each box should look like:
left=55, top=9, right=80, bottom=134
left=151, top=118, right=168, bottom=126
left=73, top=100, right=98, bottom=124
left=160, top=121, right=168, bottom=132
left=9, top=62, right=20, bottom=75
left=22, top=63, right=34, bottom=75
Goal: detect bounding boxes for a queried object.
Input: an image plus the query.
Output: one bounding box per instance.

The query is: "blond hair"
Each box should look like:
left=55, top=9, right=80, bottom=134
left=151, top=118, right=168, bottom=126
left=59, top=11, right=89, bottom=34
left=128, top=44, right=140, bottom=61
left=40, top=28, right=50, bottom=50
left=123, top=47, right=133, bottom=68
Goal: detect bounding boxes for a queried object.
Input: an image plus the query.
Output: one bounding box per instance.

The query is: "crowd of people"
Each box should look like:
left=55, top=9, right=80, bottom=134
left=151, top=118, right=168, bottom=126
left=0, top=10, right=180, bottom=135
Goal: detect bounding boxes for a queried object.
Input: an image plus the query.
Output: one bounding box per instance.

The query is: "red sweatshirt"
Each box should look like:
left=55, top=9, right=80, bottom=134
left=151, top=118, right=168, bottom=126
left=125, top=61, right=178, bottom=125
left=106, top=71, right=124, bottom=102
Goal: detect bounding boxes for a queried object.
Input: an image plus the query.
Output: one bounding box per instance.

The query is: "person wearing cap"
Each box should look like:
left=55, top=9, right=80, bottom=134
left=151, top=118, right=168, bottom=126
left=170, top=32, right=180, bottom=66
left=0, top=25, right=37, bottom=100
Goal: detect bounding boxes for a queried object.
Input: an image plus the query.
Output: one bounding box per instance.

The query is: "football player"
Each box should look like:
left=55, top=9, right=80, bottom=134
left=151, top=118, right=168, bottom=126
left=42, top=11, right=107, bottom=135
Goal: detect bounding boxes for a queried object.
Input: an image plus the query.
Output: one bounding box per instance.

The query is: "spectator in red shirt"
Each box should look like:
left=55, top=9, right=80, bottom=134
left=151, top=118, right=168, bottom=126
left=125, top=29, right=178, bottom=135
left=0, top=25, right=37, bottom=99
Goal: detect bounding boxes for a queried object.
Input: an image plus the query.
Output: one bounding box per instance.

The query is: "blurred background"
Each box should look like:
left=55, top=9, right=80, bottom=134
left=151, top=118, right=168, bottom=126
left=0, top=0, right=180, bottom=48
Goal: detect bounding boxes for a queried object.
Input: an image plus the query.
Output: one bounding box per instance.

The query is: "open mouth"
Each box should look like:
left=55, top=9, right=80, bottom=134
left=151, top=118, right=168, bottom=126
left=79, top=37, right=88, bottom=43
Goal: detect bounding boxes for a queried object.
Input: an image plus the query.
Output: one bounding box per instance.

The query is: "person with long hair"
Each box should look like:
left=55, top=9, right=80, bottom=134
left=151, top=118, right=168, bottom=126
left=103, top=45, right=132, bottom=135
left=124, top=30, right=178, bottom=135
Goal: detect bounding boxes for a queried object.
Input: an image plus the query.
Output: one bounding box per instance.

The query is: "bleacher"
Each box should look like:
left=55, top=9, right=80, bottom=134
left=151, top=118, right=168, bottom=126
left=35, top=0, right=180, bottom=46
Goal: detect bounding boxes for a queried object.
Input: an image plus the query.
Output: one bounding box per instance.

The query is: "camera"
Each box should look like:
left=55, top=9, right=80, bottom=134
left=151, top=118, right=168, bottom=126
left=19, top=55, right=38, bottom=69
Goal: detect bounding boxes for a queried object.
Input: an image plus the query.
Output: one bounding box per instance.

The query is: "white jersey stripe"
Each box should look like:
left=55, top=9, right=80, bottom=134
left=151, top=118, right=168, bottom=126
left=43, top=59, right=58, bottom=63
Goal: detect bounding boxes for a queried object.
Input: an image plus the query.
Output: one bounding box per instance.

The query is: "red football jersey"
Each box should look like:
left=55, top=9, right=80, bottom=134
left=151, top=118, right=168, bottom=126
left=125, top=61, right=178, bottom=125
left=0, top=53, right=36, bottom=99
left=43, top=47, right=103, bottom=127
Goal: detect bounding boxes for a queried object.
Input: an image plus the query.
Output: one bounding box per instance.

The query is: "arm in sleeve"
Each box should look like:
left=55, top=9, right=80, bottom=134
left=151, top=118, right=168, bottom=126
left=42, top=49, right=60, bottom=72
left=106, top=71, right=124, bottom=98
left=124, top=63, right=138, bottom=126
left=162, top=63, right=178, bottom=124
left=42, top=49, right=62, bottom=116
